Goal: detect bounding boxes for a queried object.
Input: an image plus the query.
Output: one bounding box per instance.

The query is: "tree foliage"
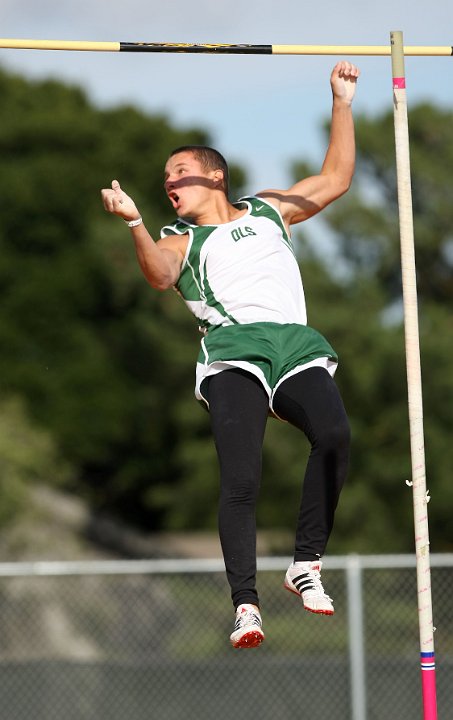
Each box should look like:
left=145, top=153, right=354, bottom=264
left=0, top=395, right=71, bottom=527
left=0, top=65, right=452, bottom=554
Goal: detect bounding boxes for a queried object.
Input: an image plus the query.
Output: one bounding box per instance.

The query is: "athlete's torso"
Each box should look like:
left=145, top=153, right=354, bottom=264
left=160, top=196, right=307, bottom=331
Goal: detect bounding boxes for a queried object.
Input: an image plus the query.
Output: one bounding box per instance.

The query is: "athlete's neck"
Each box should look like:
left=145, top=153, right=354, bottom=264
left=183, top=195, right=247, bottom=226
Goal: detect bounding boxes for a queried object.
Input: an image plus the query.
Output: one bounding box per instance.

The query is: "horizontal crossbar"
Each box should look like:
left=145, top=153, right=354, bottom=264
left=0, top=38, right=452, bottom=56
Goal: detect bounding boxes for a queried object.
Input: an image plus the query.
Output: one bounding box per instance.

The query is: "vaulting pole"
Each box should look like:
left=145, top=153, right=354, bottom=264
left=0, top=38, right=452, bottom=55
left=390, top=30, right=437, bottom=720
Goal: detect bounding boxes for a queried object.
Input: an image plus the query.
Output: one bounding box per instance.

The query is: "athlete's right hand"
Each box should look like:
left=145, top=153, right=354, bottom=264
left=101, top=180, right=141, bottom=222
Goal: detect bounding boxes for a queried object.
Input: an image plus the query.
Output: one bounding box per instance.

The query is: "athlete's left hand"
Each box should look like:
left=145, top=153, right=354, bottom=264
left=330, top=61, right=360, bottom=105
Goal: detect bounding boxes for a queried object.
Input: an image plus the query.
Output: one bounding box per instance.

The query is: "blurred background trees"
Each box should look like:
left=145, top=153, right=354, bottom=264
left=0, top=66, right=452, bottom=555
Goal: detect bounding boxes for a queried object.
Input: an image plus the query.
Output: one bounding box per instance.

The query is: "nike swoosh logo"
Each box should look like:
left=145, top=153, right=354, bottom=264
left=256, top=205, right=264, bottom=211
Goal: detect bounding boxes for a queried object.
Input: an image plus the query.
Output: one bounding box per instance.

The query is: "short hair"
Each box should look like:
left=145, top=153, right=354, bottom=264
left=169, top=145, right=229, bottom=196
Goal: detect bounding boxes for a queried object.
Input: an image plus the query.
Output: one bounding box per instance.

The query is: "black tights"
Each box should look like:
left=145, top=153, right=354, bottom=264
left=202, top=367, right=350, bottom=609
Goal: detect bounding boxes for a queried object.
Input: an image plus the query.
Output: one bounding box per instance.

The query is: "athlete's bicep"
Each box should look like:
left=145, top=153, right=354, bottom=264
left=156, top=234, right=188, bottom=283
left=257, top=175, right=338, bottom=226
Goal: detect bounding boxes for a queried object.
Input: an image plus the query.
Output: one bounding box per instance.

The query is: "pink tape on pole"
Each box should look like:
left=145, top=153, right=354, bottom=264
left=421, top=653, right=437, bottom=720
left=393, top=76, right=406, bottom=89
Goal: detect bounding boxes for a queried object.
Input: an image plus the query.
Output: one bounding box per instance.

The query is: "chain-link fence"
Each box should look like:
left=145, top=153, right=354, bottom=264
left=0, top=554, right=452, bottom=720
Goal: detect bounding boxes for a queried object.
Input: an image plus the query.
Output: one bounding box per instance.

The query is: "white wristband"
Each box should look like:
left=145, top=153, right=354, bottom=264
left=125, top=216, right=143, bottom=228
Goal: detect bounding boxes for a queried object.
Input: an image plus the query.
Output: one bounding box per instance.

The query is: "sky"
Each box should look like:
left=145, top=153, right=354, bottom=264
left=2, top=0, right=453, bottom=194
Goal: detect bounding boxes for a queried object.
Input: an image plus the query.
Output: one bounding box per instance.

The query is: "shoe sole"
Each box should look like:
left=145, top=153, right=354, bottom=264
left=284, top=581, right=334, bottom=616
left=231, top=629, right=265, bottom=649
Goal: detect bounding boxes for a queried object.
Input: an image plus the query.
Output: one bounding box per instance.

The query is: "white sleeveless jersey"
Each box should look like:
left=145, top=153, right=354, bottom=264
left=160, top=196, right=307, bottom=331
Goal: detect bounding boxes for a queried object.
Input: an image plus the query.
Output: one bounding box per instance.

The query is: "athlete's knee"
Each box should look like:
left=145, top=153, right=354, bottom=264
left=315, top=413, right=350, bottom=456
left=219, top=473, right=261, bottom=506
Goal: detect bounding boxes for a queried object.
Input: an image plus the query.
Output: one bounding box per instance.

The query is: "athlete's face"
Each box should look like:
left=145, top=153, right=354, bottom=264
left=164, top=151, right=219, bottom=216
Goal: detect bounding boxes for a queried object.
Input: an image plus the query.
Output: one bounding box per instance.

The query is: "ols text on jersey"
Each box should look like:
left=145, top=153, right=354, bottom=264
left=231, top=226, right=257, bottom=242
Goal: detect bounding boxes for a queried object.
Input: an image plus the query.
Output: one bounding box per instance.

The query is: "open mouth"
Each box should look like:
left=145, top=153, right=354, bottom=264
left=168, top=191, right=180, bottom=209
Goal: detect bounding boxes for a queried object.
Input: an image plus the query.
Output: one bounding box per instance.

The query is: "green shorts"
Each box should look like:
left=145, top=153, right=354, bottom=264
left=195, top=322, right=338, bottom=410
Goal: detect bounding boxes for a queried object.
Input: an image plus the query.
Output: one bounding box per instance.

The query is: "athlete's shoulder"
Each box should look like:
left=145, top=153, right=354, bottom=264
left=160, top=218, right=192, bottom=238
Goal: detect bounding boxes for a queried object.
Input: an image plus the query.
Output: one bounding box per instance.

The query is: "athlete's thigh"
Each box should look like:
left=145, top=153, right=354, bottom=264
left=202, top=368, right=269, bottom=448
left=272, top=367, right=349, bottom=443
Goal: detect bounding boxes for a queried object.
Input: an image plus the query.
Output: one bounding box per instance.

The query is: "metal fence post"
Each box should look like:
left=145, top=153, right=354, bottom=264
left=347, top=554, right=367, bottom=720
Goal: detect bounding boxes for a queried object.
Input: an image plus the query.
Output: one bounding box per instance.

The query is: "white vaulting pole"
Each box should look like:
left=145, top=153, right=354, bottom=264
left=390, top=31, right=437, bottom=720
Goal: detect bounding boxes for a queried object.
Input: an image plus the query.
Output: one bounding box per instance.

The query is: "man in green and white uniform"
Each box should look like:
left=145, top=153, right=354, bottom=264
left=161, top=195, right=338, bottom=411
left=101, top=60, right=360, bottom=649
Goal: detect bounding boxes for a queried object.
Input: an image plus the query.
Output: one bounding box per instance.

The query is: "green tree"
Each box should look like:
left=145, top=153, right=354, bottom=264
left=0, top=395, right=71, bottom=527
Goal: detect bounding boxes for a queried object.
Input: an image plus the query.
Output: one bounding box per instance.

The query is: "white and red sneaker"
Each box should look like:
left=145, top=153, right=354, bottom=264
left=284, top=560, right=334, bottom=615
left=230, top=604, right=265, bottom=648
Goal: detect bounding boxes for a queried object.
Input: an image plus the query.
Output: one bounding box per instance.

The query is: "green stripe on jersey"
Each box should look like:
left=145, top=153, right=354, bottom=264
left=175, top=225, right=214, bottom=302
left=170, top=224, right=238, bottom=328
left=201, top=258, right=238, bottom=327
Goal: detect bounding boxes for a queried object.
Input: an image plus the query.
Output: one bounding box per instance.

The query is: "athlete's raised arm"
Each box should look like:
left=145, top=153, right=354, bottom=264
left=257, top=61, right=360, bottom=228
left=101, top=180, right=187, bottom=290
